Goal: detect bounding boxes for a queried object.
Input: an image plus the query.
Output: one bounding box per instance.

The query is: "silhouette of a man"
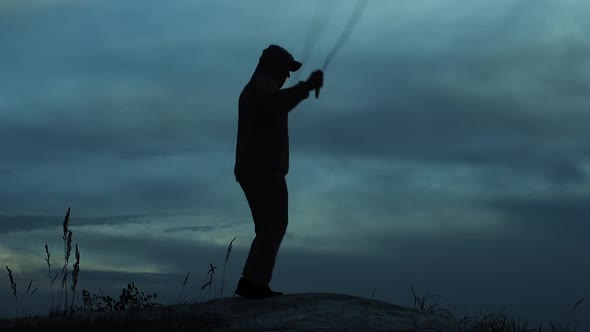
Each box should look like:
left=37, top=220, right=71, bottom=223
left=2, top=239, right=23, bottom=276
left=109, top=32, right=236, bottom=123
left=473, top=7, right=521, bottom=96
left=234, top=44, right=324, bottom=298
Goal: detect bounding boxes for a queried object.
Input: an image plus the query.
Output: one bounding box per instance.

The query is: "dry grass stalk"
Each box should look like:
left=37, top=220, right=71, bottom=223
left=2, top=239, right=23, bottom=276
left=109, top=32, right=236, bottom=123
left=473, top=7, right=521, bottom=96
left=411, top=284, right=443, bottom=314
left=57, top=207, right=73, bottom=315
left=5, top=265, right=17, bottom=318
left=44, top=244, right=55, bottom=311
left=26, top=280, right=32, bottom=295
left=182, top=271, right=190, bottom=287
left=572, top=298, right=584, bottom=311
left=63, top=207, right=70, bottom=242
left=51, top=274, right=59, bottom=287
left=200, top=263, right=217, bottom=299
left=26, top=280, right=37, bottom=296
left=61, top=230, right=73, bottom=313
left=219, top=237, right=236, bottom=297
left=174, top=272, right=191, bottom=304
left=70, top=244, right=80, bottom=313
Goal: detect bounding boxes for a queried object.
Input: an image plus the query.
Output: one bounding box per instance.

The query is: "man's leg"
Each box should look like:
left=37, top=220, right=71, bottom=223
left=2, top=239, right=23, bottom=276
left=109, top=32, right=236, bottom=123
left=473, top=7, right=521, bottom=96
left=239, top=171, right=288, bottom=286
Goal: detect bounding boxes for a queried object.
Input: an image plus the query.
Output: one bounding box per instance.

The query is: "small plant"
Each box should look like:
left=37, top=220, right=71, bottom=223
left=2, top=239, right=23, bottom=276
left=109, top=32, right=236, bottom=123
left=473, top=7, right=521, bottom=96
left=79, top=289, right=114, bottom=313
left=77, top=282, right=160, bottom=314
left=410, top=284, right=445, bottom=315
left=470, top=311, right=527, bottom=331
left=114, top=282, right=158, bottom=311
left=407, top=286, right=584, bottom=332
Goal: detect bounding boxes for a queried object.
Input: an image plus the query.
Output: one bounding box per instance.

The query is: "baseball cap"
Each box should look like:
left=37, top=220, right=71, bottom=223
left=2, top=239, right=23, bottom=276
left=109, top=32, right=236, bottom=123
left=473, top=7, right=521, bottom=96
left=259, top=44, right=302, bottom=72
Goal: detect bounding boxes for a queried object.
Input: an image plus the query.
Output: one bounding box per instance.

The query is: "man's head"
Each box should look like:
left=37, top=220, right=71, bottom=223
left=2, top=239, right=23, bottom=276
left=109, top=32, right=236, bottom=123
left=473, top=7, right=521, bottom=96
left=258, top=45, right=302, bottom=87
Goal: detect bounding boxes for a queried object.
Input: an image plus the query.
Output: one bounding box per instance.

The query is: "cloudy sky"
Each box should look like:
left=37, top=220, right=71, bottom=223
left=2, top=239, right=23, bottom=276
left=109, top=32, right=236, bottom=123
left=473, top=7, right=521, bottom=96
left=1, top=0, right=589, bottom=327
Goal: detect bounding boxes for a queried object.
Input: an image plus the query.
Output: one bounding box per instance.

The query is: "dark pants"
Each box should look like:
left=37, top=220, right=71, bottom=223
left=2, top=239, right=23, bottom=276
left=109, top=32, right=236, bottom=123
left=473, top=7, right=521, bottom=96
left=238, top=171, right=288, bottom=286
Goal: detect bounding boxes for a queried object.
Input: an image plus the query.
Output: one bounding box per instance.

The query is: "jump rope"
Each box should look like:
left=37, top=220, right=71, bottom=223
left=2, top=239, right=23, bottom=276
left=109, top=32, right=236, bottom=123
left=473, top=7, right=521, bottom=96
left=292, top=0, right=369, bottom=98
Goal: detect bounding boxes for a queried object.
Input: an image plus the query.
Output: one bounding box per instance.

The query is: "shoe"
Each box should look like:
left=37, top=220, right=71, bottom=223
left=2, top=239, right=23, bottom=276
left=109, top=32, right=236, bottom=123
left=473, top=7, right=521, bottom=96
left=235, top=277, right=284, bottom=299
left=266, top=287, right=284, bottom=296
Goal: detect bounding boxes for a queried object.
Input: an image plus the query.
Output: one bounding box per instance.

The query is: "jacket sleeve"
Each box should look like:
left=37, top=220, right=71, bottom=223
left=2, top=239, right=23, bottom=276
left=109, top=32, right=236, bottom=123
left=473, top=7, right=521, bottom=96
left=255, top=76, right=311, bottom=113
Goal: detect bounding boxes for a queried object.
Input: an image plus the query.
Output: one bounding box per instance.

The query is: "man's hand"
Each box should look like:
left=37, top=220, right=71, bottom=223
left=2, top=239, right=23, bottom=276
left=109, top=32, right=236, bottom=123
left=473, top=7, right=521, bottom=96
left=306, top=70, right=324, bottom=98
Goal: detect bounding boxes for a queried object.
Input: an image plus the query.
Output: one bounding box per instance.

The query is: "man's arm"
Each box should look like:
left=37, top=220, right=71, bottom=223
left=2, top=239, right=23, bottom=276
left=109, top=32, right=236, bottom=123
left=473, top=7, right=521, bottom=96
left=257, top=79, right=311, bottom=113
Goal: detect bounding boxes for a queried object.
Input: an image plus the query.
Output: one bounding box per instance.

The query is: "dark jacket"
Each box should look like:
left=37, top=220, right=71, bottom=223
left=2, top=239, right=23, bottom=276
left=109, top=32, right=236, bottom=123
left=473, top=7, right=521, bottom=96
left=234, top=68, right=310, bottom=181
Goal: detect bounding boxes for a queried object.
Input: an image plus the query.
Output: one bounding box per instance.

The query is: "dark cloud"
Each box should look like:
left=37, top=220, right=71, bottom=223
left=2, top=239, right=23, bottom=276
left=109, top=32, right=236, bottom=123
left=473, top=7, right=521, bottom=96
left=488, top=193, right=590, bottom=239
left=163, top=220, right=241, bottom=234
left=0, top=0, right=242, bottom=169
left=1, top=99, right=215, bottom=164
left=0, top=213, right=151, bottom=233
left=68, top=227, right=238, bottom=270
left=290, top=44, right=590, bottom=186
